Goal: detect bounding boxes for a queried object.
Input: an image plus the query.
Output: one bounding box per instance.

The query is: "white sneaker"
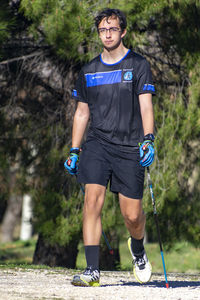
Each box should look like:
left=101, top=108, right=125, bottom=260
left=128, top=237, right=152, bottom=283
left=71, top=267, right=100, bottom=287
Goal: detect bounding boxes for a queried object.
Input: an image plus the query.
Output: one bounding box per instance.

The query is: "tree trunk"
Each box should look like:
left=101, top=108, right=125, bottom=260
left=20, top=194, right=33, bottom=241
left=99, top=231, right=120, bottom=271
left=99, top=245, right=120, bottom=271
left=1, top=194, right=22, bottom=242
left=1, top=162, right=22, bottom=243
left=33, top=234, right=79, bottom=268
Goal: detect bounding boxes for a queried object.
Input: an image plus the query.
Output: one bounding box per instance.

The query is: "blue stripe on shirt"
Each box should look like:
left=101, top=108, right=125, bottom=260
left=72, top=89, right=77, bottom=97
left=85, top=70, right=122, bottom=87
left=143, top=84, right=155, bottom=92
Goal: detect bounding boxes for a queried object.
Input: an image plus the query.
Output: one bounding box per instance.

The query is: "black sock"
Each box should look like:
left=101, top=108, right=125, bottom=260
left=85, top=245, right=99, bottom=270
left=131, top=236, right=144, bottom=256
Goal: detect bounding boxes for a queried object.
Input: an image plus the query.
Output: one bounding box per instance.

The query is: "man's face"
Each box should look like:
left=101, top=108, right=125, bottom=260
left=98, top=16, right=126, bottom=51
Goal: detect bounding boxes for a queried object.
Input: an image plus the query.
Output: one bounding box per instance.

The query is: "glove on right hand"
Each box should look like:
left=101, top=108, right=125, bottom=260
left=64, top=147, right=80, bottom=175
left=139, top=134, right=155, bottom=167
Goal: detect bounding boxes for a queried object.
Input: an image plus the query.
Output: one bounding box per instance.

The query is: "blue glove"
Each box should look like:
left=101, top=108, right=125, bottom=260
left=139, top=134, right=155, bottom=167
left=64, top=147, right=80, bottom=175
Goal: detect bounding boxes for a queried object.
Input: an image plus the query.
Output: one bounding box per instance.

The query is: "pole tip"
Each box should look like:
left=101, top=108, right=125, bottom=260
left=166, top=283, right=169, bottom=288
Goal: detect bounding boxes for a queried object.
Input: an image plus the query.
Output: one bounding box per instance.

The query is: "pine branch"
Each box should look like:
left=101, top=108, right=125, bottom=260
left=0, top=51, right=43, bottom=65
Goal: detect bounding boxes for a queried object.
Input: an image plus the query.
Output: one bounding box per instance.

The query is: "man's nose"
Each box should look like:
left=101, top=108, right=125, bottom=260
left=106, top=29, right=111, bottom=38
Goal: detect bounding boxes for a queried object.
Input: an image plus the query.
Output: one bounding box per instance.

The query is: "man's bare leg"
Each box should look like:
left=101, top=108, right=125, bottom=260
left=119, top=193, right=152, bottom=283
left=119, top=193, right=145, bottom=239
left=83, top=184, right=106, bottom=245
left=71, top=184, right=106, bottom=287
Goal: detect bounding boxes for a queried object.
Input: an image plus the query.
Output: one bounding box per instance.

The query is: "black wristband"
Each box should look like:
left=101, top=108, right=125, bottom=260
left=70, top=148, right=80, bottom=155
left=144, top=133, right=155, bottom=142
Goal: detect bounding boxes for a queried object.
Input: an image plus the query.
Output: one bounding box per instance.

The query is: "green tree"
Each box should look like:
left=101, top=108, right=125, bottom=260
left=0, top=0, right=83, bottom=263
left=0, top=1, right=15, bottom=46
left=119, top=0, right=200, bottom=246
left=17, top=0, right=125, bottom=268
left=20, top=0, right=98, bottom=61
left=1, top=0, right=200, bottom=270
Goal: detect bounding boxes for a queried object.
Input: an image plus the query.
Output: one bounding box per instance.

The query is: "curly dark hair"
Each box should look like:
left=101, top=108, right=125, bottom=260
left=94, top=8, right=127, bottom=32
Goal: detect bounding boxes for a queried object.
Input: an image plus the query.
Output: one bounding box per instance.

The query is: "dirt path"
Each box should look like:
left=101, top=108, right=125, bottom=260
left=0, top=268, right=199, bottom=300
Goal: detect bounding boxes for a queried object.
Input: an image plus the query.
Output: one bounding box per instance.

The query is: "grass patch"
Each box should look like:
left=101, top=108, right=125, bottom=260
left=77, top=240, right=200, bottom=274
left=0, top=238, right=200, bottom=273
left=0, top=239, right=36, bottom=266
left=119, top=240, right=200, bottom=273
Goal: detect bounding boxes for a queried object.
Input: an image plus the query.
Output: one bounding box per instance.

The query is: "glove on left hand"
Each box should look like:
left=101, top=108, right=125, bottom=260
left=64, top=147, right=80, bottom=175
left=139, top=134, right=155, bottom=167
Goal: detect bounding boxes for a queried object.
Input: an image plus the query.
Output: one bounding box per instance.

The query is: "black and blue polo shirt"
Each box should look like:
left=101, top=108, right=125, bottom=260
left=72, top=49, right=155, bottom=148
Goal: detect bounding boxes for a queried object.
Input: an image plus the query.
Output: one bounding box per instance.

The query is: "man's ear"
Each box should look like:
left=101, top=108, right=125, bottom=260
left=121, top=28, right=127, bottom=38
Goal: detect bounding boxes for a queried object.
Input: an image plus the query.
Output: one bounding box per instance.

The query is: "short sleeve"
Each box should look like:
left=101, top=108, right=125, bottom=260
left=136, top=59, right=156, bottom=95
left=71, top=69, right=88, bottom=103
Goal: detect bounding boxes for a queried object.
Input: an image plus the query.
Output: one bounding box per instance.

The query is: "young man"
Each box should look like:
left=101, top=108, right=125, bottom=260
left=64, top=8, right=155, bottom=287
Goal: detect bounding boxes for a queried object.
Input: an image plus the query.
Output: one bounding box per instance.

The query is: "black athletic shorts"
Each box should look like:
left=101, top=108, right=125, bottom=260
left=77, top=137, right=145, bottom=199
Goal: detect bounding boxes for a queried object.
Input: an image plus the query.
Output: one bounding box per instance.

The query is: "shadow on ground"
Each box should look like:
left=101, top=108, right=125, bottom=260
left=102, top=280, right=200, bottom=288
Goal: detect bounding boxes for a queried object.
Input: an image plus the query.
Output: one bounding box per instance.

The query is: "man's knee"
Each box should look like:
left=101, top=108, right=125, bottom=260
left=84, top=184, right=105, bottom=213
left=84, top=195, right=99, bottom=211
left=123, top=211, right=145, bottom=227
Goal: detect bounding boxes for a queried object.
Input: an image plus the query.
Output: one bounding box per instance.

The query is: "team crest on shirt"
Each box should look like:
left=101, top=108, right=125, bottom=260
left=123, top=69, right=133, bottom=82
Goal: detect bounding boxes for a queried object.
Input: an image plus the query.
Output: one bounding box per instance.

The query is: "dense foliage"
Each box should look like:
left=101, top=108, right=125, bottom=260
left=0, top=0, right=199, bottom=260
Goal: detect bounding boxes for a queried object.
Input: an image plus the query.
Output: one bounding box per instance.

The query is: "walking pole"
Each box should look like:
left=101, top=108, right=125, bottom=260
left=147, top=167, right=169, bottom=288
left=76, top=176, right=114, bottom=255
left=102, top=231, right=114, bottom=255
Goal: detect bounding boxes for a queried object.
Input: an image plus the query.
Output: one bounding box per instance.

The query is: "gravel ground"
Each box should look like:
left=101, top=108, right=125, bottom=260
left=0, top=268, right=199, bottom=300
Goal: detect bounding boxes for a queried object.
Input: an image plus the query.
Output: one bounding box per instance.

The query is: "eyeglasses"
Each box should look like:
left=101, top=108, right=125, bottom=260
left=98, top=27, right=121, bottom=34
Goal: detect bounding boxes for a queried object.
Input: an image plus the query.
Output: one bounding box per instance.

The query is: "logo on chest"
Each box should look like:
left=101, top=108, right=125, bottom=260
left=123, top=69, right=133, bottom=82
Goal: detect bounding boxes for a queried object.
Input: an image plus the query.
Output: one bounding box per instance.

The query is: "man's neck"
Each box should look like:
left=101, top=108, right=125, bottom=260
left=101, top=45, right=129, bottom=64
